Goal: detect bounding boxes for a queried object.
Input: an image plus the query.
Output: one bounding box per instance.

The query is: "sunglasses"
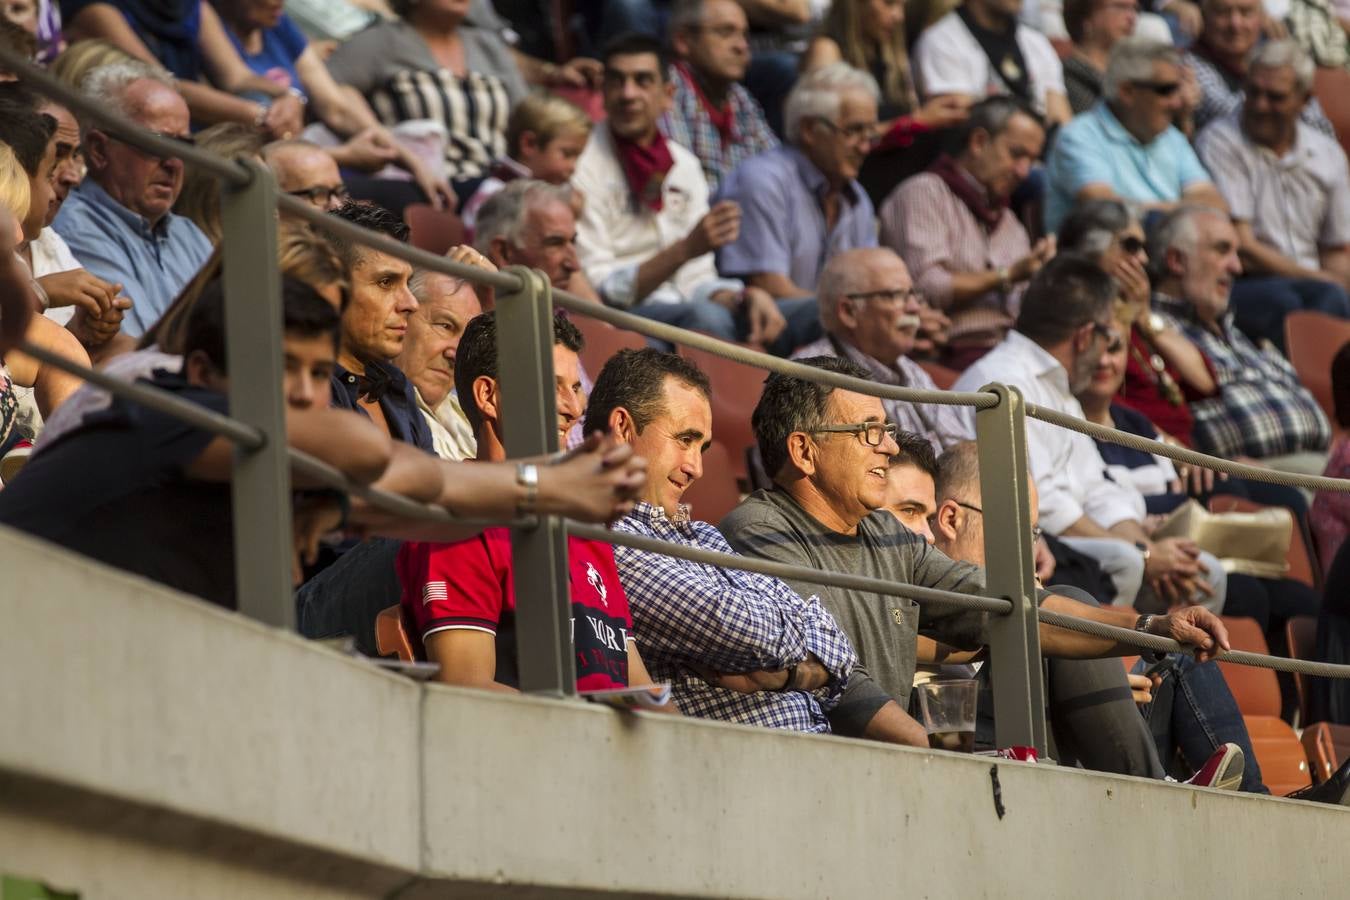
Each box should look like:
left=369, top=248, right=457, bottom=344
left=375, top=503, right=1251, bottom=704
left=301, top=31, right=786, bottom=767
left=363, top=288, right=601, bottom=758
left=1118, top=235, right=1146, bottom=255
left=1132, top=80, right=1181, bottom=97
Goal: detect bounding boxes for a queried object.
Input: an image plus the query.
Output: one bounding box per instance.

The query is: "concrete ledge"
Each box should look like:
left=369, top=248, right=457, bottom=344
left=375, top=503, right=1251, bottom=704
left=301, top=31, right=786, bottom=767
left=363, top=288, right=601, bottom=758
left=2, top=526, right=1348, bottom=899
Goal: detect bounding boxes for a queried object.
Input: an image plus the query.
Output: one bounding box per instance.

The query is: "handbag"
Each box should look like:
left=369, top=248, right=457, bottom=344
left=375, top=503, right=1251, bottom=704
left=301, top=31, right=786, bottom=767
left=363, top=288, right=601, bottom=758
left=1150, top=498, right=1292, bottom=579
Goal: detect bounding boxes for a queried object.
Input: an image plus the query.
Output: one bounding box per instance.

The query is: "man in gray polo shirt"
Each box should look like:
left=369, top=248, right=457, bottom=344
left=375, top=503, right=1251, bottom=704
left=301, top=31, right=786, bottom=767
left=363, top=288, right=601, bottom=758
left=719, top=355, right=1231, bottom=718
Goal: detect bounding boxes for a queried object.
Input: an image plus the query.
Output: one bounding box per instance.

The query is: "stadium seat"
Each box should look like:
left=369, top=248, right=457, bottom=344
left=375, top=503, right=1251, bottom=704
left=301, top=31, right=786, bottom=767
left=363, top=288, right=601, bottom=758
left=1283, top=310, right=1350, bottom=432
left=1302, top=721, right=1350, bottom=784
left=1245, top=715, right=1314, bottom=795
left=682, top=440, right=742, bottom=524
left=405, top=203, right=466, bottom=256
left=678, top=343, right=766, bottom=485
left=1218, top=616, right=1283, bottom=717
left=1285, top=615, right=1318, bottom=725
left=1207, top=494, right=1318, bottom=589
left=376, top=605, right=415, bottom=663
left=1314, top=66, right=1350, bottom=159
left=570, top=313, right=647, bottom=375
left=919, top=360, right=960, bottom=391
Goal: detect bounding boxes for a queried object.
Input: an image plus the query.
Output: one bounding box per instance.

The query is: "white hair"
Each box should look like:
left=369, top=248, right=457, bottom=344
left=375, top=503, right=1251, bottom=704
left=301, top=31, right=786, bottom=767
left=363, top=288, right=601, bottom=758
left=1146, top=204, right=1227, bottom=279
left=783, top=62, right=880, bottom=146
left=1102, top=38, right=1181, bottom=100
left=473, top=178, right=574, bottom=255
left=78, top=59, right=175, bottom=135
left=1248, top=39, right=1315, bottom=94
left=816, top=247, right=901, bottom=330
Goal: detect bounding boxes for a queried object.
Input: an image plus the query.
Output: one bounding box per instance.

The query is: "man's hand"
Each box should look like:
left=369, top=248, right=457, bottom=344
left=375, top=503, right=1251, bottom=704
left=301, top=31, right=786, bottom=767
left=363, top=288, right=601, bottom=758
left=536, top=430, right=647, bottom=523
left=37, top=269, right=122, bottom=318
left=742, top=286, right=786, bottom=347
left=1144, top=536, right=1204, bottom=580
left=692, top=665, right=789, bottom=693
left=913, top=302, right=951, bottom=357
left=445, top=243, right=497, bottom=308
left=912, top=93, right=971, bottom=130
left=1127, top=672, right=1154, bottom=704
left=292, top=494, right=345, bottom=584
left=683, top=200, right=740, bottom=259
left=1010, top=236, right=1056, bottom=283
left=549, top=57, right=603, bottom=88
left=1152, top=605, right=1230, bottom=661
left=67, top=295, right=131, bottom=349
left=262, top=93, right=305, bottom=140
left=1033, top=534, right=1056, bottom=584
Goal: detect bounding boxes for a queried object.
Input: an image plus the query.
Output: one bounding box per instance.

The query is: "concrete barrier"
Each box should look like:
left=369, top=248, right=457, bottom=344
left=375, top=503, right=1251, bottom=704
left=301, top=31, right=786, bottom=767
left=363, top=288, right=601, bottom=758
left=2, top=526, right=1347, bottom=899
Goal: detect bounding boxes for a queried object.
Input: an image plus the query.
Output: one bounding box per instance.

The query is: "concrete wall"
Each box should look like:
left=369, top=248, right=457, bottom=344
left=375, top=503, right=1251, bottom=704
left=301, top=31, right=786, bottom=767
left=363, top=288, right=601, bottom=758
left=2, top=525, right=1347, bottom=899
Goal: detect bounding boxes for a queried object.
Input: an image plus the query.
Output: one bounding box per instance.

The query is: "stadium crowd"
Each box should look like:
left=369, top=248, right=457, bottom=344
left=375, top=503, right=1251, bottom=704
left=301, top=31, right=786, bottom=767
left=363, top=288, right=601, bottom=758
left=2, top=0, right=1350, bottom=801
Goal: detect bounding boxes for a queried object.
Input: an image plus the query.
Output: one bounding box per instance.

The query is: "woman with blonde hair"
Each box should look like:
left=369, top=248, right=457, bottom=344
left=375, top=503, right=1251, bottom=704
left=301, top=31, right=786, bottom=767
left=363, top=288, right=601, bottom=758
left=49, top=37, right=140, bottom=88
left=172, top=121, right=267, bottom=243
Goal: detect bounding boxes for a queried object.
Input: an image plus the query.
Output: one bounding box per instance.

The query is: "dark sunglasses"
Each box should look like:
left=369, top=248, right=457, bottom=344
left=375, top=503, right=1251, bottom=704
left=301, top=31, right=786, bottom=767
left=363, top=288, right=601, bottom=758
left=1118, top=235, right=1146, bottom=255
left=1132, top=80, right=1181, bottom=97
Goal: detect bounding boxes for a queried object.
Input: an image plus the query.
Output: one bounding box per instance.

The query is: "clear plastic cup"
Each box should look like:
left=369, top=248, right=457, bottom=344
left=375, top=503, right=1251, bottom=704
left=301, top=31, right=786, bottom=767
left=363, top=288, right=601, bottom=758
left=917, top=678, right=979, bottom=752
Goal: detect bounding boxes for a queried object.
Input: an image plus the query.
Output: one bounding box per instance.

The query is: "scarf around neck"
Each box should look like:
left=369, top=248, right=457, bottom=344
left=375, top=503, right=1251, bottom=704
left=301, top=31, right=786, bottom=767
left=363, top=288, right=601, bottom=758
left=611, top=128, right=675, bottom=212
left=929, top=154, right=1005, bottom=230
left=675, top=61, right=737, bottom=145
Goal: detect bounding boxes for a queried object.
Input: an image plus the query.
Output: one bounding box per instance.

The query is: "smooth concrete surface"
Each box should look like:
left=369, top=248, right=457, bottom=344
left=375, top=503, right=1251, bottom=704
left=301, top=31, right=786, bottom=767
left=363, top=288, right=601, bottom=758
left=3, top=525, right=1349, bottom=899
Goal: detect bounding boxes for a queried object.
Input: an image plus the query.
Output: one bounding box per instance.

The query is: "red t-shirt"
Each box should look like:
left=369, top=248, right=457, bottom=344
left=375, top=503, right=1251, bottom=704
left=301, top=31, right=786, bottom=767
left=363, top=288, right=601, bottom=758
left=396, top=529, right=634, bottom=690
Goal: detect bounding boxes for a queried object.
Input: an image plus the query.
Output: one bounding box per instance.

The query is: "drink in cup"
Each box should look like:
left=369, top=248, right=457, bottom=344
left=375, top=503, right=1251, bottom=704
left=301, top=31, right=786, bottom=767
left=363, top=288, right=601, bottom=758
left=917, top=678, right=978, bottom=753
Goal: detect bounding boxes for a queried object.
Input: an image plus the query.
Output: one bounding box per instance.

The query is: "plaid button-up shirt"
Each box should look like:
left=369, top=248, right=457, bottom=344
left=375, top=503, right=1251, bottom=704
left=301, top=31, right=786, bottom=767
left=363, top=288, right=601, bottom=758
left=612, top=502, right=855, bottom=732
left=660, top=62, right=779, bottom=195
left=1154, top=293, right=1331, bottom=459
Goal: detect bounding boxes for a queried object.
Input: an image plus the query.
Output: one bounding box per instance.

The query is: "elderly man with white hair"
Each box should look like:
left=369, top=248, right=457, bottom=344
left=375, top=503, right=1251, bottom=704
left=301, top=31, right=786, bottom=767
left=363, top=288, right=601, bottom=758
left=474, top=179, right=599, bottom=302
left=792, top=247, right=969, bottom=454
left=1044, top=38, right=1226, bottom=233
left=1195, top=40, right=1350, bottom=351
left=52, top=60, right=212, bottom=337
left=716, top=63, right=879, bottom=308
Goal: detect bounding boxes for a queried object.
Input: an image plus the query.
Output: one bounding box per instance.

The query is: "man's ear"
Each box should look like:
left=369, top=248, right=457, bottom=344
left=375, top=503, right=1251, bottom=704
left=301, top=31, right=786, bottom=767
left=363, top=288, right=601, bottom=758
left=472, top=375, right=500, bottom=424
left=518, top=129, right=540, bottom=157
left=784, top=431, right=817, bottom=477
left=488, top=236, right=513, bottom=268
left=1165, top=245, right=1187, bottom=280
left=82, top=129, right=109, bottom=171
left=934, top=500, right=961, bottom=543
left=835, top=296, right=860, bottom=330
left=608, top=405, right=638, bottom=444
left=670, top=27, right=693, bottom=60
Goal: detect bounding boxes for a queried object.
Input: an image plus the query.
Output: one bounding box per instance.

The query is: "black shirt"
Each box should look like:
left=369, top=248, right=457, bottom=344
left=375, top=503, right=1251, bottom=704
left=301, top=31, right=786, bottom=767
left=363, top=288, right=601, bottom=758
left=330, top=358, right=434, bottom=452
left=0, top=371, right=238, bottom=609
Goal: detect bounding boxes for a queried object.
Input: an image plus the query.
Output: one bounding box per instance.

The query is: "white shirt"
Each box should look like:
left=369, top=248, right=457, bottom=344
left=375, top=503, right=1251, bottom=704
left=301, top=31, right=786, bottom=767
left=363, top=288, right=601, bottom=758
left=30, top=227, right=81, bottom=326
left=951, top=331, right=1146, bottom=535
left=571, top=124, right=739, bottom=308
left=913, top=12, right=1066, bottom=116
left=417, top=388, right=477, bottom=462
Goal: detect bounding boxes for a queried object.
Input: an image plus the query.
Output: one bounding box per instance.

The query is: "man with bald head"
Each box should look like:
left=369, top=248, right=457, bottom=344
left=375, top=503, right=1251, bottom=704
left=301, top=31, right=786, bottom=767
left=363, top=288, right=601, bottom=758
left=475, top=178, right=599, bottom=301
left=263, top=139, right=349, bottom=216
left=53, top=60, right=212, bottom=337
left=792, top=247, right=968, bottom=453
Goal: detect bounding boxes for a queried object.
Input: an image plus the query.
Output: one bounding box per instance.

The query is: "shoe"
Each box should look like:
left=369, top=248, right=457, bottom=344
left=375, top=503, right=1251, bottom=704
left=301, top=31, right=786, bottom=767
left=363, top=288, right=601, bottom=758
left=1288, top=755, right=1350, bottom=806
left=1184, top=742, right=1245, bottom=791
left=0, top=439, right=32, bottom=485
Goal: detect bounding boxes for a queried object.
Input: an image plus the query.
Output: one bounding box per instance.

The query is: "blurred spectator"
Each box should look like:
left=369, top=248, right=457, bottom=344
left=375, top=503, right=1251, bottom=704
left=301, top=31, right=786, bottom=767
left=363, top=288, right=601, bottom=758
left=393, top=248, right=486, bottom=461
left=880, top=97, right=1052, bottom=368
left=213, top=0, right=454, bottom=207
left=954, top=257, right=1227, bottom=612
left=0, top=11, right=37, bottom=73
left=913, top=0, right=1071, bottom=125
left=1044, top=39, right=1225, bottom=232
left=172, top=121, right=265, bottom=242
left=262, top=138, right=349, bottom=217
left=460, top=91, right=590, bottom=233
left=588, top=347, right=864, bottom=735
left=1196, top=40, right=1350, bottom=346
left=793, top=247, right=970, bottom=452
left=62, top=0, right=307, bottom=140
left=476, top=179, right=599, bottom=301
left=717, top=63, right=879, bottom=303
left=396, top=311, right=665, bottom=697
left=1188, top=0, right=1337, bottom=135
left=1311, top=341, right=1350, bottom=570
left=283, top=0, right=389, bottom=44
left=325, top=0, right=526, bottom=182
left=663, top=0, right=778, bottom=193
left=1150, top=205, right=1333, bottom=472
left=52, top=61, right=213, bottom=337
left=1062, top=0, right=1140, bottom=112
left=574, top=34, right=805, bottom=353
left=48, top=36, right=135, bottom=88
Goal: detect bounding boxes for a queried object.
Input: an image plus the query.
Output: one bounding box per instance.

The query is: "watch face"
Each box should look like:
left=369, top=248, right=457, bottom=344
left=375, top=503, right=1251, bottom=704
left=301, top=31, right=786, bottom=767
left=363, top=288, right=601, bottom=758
left=1148, top=313, right=1166, bottom=333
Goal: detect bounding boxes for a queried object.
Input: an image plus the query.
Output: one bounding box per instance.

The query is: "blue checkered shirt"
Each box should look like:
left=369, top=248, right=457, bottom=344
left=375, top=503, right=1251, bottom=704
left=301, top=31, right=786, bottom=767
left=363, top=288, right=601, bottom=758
left=1154, top=292, right=1331, bottom=459
left=660, top=62, right=779, bottom=194
left=612, top=502, right=855, bottom=732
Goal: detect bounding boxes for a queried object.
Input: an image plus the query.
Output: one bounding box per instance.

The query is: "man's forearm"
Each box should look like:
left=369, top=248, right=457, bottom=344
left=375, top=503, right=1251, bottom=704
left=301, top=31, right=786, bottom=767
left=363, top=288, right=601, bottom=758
left=861, top=700, right=929, bottom=747
left=747, top=271, right=812, bottom=299
left=1037, top=593, right=1141, bottom=657
left=1058, top=514, right=1117, bottom=540
left=632, top=238, right=694, bottom=303
left=1239, top=236, right=1322, bottom=281
left=943, top=267, right=1007, bottom=306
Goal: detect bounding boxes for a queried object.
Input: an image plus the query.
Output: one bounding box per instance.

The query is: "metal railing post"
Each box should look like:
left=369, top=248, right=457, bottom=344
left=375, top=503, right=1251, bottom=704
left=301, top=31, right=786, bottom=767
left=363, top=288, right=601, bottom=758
left=219, top=159, right=294, bottom=629
left=975, top=383, right=1047, bottom=754
left=495, top=266, right=575, bottom=697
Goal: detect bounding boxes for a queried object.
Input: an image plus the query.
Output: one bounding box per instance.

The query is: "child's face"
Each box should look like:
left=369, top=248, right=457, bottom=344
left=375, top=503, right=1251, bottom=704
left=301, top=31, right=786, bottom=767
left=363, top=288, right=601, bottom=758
left=521, top=130, right=588, bottom=184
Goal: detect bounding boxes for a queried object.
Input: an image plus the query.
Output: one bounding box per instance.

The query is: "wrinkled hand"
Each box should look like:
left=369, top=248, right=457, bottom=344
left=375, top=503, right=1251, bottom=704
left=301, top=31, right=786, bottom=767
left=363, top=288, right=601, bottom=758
left=1034, top=534, right=1056, bottom=583
left=1154, top=605, right=1230, bottom=662
left=38, top=269, right=121, bottom=318
left=537, top=430, right=647, bottom=523
left=1127, top=672, right=1153, bottom=705
left=549, top=57, right=603, bottom=88
left=445, top=244, right=497, bottom=308
left=691, top=665, right=788, bottom=693
left=263, top=93, right=305, bottom=140
left=913, top=93, right=971, bottom=130
left=684, top=200, right=740, bottom=258
left=1113, top=254, right=1150, bottom=310
left=1011, top=236, right=1056, bottom=283
left=742, top=285, right=786, bottom=347
left=292, top=495, right=345, bottom=585
left=67, top=294, right=132, bottom=348
left=337, top=126, right=401, bottom=171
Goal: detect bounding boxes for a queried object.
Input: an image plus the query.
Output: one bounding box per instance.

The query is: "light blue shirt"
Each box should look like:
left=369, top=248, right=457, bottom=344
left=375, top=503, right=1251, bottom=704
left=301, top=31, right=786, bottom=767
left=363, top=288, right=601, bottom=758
left=53, top=179, right=213, bottom=337
left=1044, top=102, right=1213, bottom=233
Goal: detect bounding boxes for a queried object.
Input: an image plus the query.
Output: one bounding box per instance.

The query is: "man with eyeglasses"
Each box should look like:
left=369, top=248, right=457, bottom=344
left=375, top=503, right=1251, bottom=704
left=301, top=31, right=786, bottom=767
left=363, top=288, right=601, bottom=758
left=953, top=256, right=1228, bottom=613
left=1044, top=38, right=1226, bottom=233
left=715, top=63, right=879, bottom=308
left=793, top=247, right=970, bottom=454
left=1196, top=40, right=1350, bottom=350
left=262, top=139, right=350, bottom=216
left=572, top=33, right=794, bottom=353
left=720, top=354, right=1231, bottom=746
left=881, top=97, right=1054, bottom=370
left=51, top=61, right=212, bottom=338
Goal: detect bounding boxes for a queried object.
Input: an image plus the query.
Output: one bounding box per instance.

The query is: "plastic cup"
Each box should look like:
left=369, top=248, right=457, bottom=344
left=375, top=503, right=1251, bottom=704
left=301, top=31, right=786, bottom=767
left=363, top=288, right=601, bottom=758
left=917, top=678, right=979, bottom=752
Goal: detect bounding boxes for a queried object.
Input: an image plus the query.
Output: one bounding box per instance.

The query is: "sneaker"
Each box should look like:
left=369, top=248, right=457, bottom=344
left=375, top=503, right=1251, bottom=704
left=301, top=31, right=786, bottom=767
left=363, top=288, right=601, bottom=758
left=1184, top=742, right=1245, bottom=791
left=0, top=439, right=32, bottom=485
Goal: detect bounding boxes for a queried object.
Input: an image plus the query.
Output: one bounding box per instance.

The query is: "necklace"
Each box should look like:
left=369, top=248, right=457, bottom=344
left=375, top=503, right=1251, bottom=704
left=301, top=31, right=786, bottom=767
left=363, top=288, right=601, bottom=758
left=1127, top=333, right=1184, bottom=406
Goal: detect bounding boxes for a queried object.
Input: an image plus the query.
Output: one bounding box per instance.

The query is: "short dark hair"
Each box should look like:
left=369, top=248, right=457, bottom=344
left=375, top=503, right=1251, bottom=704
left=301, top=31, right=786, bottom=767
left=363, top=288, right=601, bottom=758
left=600, top=31, right=670, bottom=82
left=324, top=200, right=410, bottom=269
left=935, top=440, right=982, bottom=504
left=889, top=431, right=939, bottom=482
left=454, top=310, right=585, bottom=434
left=1015, top=254, right=1116, bottom=347
left=752, top=355, right=869, bottom=481
left=583, top=347, right=711, bottom=436
left=184, top=276, right=343, bottom=374
left=952, top=96, right=1041, bottom=158
left=1333, top=341, right=1350, bottom=430
left=1063, top=0, right=1102, bottom=43
left=0, top=103, right=54, bottom=176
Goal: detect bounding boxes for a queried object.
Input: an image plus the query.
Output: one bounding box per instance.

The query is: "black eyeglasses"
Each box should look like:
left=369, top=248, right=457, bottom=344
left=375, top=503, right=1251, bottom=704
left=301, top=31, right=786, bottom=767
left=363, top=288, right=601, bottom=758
left=809, top=421, right=897, bottom=447
left=845, top=287, right=915, bottom=304
left=1132, top=80, right=1181, bottom=97
left=287, top=184, right=350, bottom=207
left=950, top=500, right=1043, bottom=541
left=813, top=117, right=879, bottom=143
left=1118, top=235, right=1146, bottom=255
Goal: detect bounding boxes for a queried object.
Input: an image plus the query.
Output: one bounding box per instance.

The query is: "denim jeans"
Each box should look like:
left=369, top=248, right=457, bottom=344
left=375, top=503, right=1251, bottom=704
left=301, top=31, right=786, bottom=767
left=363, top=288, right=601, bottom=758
left=295, top=537, right=403, bottom=657
left=1133, top=654, right=1269, bottom=793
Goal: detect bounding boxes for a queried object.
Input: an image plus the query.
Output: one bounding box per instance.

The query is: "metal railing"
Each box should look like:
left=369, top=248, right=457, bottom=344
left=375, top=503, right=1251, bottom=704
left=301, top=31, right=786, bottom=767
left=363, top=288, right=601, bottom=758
left=9, top=46, right=1350, bottom=756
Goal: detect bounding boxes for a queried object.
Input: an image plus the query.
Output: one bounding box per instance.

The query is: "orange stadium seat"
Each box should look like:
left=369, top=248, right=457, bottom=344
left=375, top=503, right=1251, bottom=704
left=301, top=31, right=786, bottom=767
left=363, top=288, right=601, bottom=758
left=570, top=313, right=647, bottom=375
left=1286, top=615, right=1319, bottom=725
left=678, top=343, right=766, bottom=485
left=1246, top=716, right=1313, bottom=795
left=919, top=360, right=960, bottom=391
left=376, top=605, right=416, bottom=663
left=682, top=440, right=742, bottom=524
left=1314, top=66, right=1350, bottom=159
left=405, top=203, right=466, bottom=256
left=1283, top=614, right=1350, bottom=783
left=1283, top=310, right=1350, bottom=432
left=1219, top=617, right=1283, bottom=717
